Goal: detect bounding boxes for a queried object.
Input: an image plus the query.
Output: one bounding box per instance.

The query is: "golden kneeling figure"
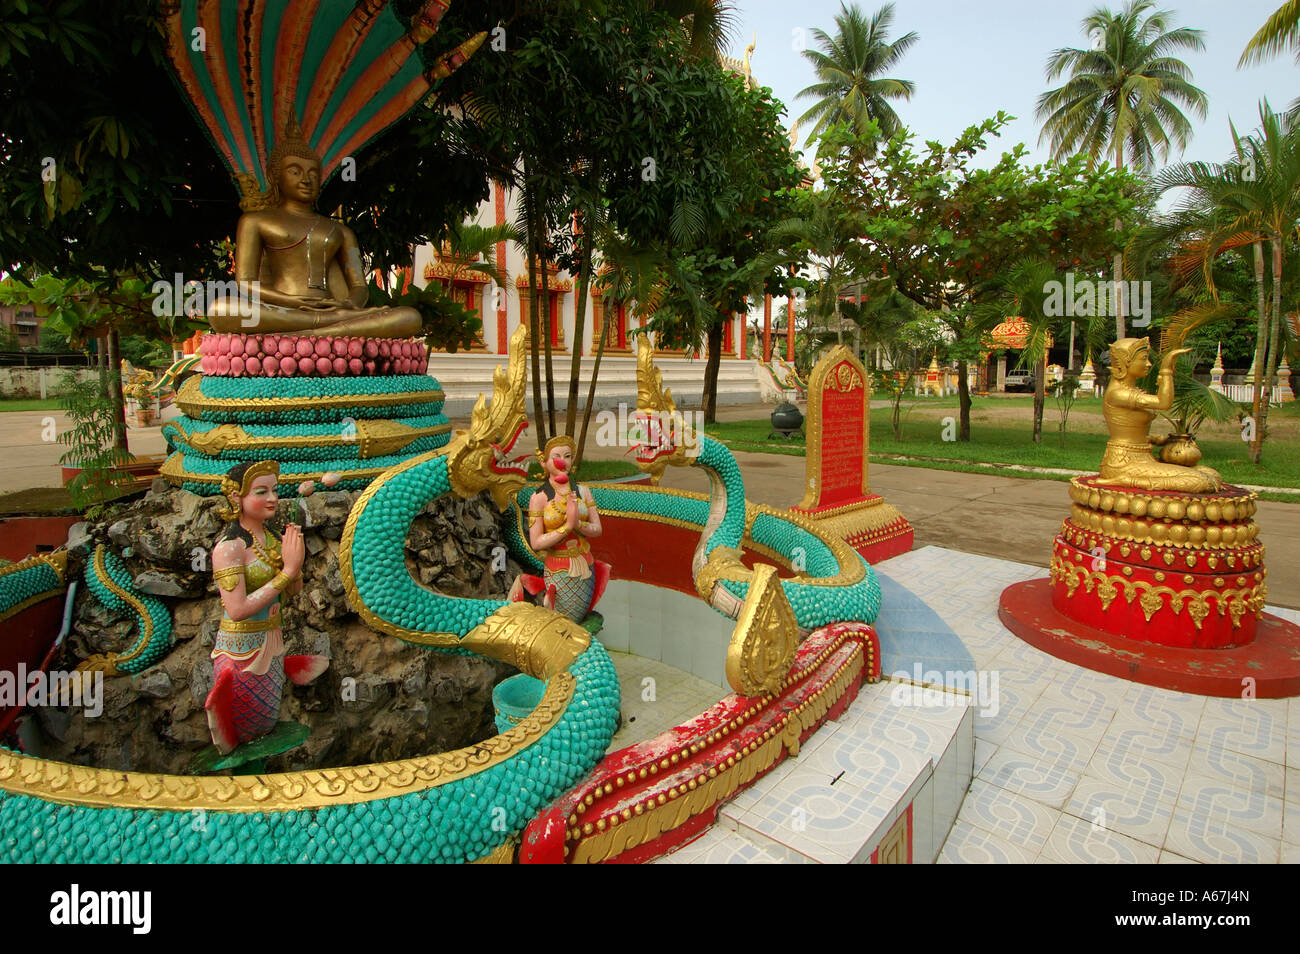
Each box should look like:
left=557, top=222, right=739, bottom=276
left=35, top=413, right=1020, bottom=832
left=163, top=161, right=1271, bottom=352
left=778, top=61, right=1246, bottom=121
left=1095, top=338, right=1222, bottom=493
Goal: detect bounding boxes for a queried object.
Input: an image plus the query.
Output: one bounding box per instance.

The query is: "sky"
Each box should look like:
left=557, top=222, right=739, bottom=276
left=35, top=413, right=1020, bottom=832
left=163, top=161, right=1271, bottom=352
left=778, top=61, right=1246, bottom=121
left=724, top=0, right=1297, bottom=172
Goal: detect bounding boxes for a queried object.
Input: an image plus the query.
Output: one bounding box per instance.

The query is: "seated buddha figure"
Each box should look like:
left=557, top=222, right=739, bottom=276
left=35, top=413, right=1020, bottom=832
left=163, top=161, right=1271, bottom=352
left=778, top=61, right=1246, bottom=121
left=209, top=124, right=421, bottom=338
left=1096, top=337, right=1222, bottom=493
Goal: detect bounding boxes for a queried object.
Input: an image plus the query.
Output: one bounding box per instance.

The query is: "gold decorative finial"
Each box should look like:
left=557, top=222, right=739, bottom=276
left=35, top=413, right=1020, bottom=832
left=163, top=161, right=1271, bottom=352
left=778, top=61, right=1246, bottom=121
left=725, top=564, right=799, bottom=697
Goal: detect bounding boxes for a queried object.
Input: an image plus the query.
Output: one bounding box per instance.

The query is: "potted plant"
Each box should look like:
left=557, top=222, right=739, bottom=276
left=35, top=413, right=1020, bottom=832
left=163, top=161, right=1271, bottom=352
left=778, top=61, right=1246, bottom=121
left=1154, top=373, right=1237, bottom=466
left=58, top=377, right=136, bottom=513
left=123, top=368, right=158, bottom=426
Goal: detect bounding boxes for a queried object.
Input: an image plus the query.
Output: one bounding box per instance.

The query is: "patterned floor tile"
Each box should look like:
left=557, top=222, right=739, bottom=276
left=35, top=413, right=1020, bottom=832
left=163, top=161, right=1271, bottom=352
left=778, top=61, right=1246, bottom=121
left=1196, top=698, right=1288, bottom=765
left=1116, top=684, right=1206, bottom=738
left=977, top=744, right=1086, bottom=810
left=800, top=729, right=932, bottom=793
left=1064, top=775, right=1176, bottom=849
left=1094, top=720, right=1195, bottom=771
left=1164, top=805, right=1280, bottom=864
left=956, top=778, right=1060, bottom=853
left=726, top=775, right=896, bottom=864
left=1157, top=850, right=1201, bottom=864
left=999, top=719, right=1099, bottom=775
left=937, top=819, right=1039, bottom=864
left=1184, top=743, right=1285, bottom=802
left=1283, top=842, right=1300, bottom=864
left=1039, top=813, right=1160, bottom=864
left=1175, top=772, right=1284, bottom=840
left=974, top=737, right=997, bottom=774
left=1283, top=799, right=1300, bottom=846
left=652, top=827, right=798, bottom=864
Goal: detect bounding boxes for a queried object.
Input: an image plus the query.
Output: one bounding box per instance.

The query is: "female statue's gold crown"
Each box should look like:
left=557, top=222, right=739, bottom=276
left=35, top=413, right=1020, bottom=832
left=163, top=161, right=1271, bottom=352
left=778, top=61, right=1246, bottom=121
left=1109, top=337, right=1150, bottom=375
left=218, top=460, right=280, bottom=521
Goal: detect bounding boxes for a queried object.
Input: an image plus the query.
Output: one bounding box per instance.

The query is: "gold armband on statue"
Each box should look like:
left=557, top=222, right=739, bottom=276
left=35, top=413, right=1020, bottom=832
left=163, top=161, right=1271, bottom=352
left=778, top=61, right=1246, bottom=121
left=270, top=572, right=294, bottom=593
left=213, top=566, right=245, bottom=592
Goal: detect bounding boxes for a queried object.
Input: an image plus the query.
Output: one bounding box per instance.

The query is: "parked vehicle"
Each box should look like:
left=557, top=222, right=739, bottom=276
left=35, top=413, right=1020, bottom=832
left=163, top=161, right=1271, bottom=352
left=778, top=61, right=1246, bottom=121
left=1003, top=372, right=1035, bottom=393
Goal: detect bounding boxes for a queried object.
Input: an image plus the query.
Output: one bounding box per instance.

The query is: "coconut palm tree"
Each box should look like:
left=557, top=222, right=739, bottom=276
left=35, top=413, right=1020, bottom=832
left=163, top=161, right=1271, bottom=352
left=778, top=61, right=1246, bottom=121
left=795, top=2, right=917, bottom=144
left=1239, top=1, right=1300, bottom=120
left=1150, top=103, right=1300, bottom=465
left=1036, top=0, right=1208, bottom=338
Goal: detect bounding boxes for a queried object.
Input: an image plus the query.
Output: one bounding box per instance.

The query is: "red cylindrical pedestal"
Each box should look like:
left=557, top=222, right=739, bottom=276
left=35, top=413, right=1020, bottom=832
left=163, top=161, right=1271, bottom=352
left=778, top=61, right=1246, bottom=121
left=1049, top=477, right=1266, bottom=649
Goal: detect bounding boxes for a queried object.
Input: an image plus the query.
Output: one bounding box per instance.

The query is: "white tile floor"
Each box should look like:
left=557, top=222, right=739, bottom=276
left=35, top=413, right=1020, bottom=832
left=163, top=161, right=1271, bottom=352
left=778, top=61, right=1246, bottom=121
left=630, top=545, right=1300, bottom=863
left=878, top=547, right=1300, bottom=865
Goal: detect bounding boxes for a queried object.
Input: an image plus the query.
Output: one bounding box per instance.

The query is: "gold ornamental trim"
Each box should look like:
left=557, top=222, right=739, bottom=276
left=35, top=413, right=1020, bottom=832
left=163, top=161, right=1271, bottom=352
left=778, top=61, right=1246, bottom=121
left=1068, top=477, right=1258, bottom=521
left=0, top=672, right=574, bottom=812
left=726, top=563, right=800, bottom=696
left=176, top=375, right=444, bottom=416
left=218, top=616, right=281, bottom=634
left=175, top=419, right=450, bottom=458
left=425, top=260, right=491, bottom=284
left=1050, top=555, right=1266, bottom=629
left=798, top=345, right=871, bottom=511
left=567, top=641, right=864, bottom=864
left=1068, top=505, right=1260, bottom=549
left=1060, top=522, right=1264, bottom=569
left=802, top=501, right=909, bottom=544
left=562, top=628, right=871, bottom=833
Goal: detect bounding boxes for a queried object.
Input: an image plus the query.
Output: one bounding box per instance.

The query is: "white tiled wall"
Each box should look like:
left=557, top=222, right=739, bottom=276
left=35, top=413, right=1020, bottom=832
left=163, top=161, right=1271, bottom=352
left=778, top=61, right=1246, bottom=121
left=600, top=580, right=734, bottom=689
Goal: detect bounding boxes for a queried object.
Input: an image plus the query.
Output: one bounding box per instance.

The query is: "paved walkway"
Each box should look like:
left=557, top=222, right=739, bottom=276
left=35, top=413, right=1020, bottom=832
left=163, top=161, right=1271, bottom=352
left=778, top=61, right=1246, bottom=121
left=4, top=403, right=1296, bottom=608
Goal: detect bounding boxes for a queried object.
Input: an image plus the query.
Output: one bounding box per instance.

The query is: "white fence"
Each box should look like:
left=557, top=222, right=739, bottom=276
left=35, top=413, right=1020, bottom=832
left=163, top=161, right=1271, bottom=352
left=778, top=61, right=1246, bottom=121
left=1219, top=384, right=1282, bottom=406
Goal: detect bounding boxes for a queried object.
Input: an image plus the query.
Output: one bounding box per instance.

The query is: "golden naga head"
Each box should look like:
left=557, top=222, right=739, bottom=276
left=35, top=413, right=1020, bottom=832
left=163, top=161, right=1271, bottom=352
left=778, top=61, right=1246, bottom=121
left=447, top=324, right=533, bottom=510
left=631, top=334, right=696, bottom=481
left=1108, top=337, right=1152, bottom=382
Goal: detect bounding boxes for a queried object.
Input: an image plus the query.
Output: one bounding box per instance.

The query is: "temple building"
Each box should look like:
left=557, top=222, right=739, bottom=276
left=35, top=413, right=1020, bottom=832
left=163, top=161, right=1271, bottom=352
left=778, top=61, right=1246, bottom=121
left=401, top=41, right=802, bottom=417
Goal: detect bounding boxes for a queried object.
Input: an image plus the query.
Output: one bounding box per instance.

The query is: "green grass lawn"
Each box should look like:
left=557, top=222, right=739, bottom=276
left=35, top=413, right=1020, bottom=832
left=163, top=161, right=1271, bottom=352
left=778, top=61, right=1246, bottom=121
left=708, top=401, right=1300, bottom=500
left=0, top=397, right=63, bottom=412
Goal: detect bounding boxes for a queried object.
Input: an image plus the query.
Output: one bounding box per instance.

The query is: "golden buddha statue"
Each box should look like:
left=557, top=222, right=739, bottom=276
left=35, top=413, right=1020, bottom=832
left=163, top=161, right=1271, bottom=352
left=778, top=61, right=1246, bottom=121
left=1096, top=337, right=1222, bottom=492
left=209, top=125, right=421, bottom=338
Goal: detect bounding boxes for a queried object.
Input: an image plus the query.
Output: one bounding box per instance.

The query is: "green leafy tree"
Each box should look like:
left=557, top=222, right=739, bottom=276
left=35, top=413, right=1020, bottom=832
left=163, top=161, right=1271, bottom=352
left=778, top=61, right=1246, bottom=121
left=1239, top=0, right=1300, bottom=120
left=795, top=2, right=917, bottom=142
left=1149, top=104, right=1300, bottom=464
left=823, top=116, right=1136, bottom=441
left=1036, top=0, right=1207, bottom=337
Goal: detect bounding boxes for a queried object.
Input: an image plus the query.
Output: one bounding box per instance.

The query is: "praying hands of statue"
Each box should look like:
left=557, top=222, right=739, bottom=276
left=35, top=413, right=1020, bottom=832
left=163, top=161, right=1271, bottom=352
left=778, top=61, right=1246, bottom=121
left=565, top=495, right=580, bottom=533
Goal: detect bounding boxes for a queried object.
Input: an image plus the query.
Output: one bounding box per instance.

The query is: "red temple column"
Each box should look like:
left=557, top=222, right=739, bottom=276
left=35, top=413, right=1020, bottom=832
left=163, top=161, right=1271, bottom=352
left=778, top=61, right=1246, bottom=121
left=786, top=296, right=795, bottom=363
left=494, top=181, right=509, bottom=354
left=763, top=294, right=772, bottom=362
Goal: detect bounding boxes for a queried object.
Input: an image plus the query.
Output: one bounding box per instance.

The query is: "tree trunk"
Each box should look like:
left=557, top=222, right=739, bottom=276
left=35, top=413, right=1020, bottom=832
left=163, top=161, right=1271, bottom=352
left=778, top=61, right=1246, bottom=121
left=702, top=318, right=724, bottom=424
left=106, top=328, right=128, bottom=452
left=566, top=202, right=594, bottom=437
left=1112, top=139, right=1126, bottom=339
left=540, top=242, right=556, bottom=436
left=524, top=193, right=547, bottom=447
left=957, top=357, right=971, bottom=441
left=1252, top=235, right=1284, bottom=465
left=1249, top=240, right=1268, bottom=464
left=1032, top=352, right=1046, bottom=443
left=575, top=307, right=612, bottom=468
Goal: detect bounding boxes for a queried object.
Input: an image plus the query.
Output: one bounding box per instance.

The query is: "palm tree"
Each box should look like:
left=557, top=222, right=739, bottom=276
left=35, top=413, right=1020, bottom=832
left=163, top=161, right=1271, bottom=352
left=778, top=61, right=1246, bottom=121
left=1150, top=103, right=1300, bottom=465
left=795, top=2, right=917, bottom=143
left=1239, top=1, right=1300, bottom=120
left=1036, top=0, right=1208, bottom=338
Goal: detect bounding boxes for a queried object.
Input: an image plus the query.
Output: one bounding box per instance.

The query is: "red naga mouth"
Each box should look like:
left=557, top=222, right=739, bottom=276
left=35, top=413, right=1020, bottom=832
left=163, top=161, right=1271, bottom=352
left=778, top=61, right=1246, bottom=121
left=628, top=412, right=676, bottom=465
left=490, top=420, right=531, bottom=477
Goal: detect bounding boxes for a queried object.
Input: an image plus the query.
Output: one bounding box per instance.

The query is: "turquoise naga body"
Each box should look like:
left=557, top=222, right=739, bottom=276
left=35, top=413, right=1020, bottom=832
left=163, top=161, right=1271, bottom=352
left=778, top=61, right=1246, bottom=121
left=0, top=430, right=878, bottom=863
